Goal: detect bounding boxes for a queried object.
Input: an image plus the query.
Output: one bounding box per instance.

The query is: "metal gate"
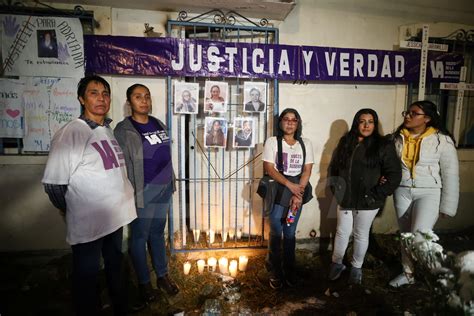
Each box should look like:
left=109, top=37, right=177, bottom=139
left=166, top=10, right=279, bottom=253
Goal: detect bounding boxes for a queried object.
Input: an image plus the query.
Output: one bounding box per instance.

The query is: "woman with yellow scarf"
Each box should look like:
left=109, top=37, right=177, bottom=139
left=389, top=100, right=459, bottom=287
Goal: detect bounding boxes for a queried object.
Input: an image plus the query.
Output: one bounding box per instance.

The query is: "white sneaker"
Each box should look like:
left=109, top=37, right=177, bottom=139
left=389, top=273, right=415, bottom=287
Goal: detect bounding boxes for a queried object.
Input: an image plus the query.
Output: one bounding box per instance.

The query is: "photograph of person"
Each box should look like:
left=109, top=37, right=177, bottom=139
left=204, top=81, right=228, bottom=113
left=233, top=118, right=255, bottom=148
left=243, top=82, right=266, bottom=113
left=174, top=82, right=199, bottom=114
left=37, top=30, right=58, bottom=58
left=204, top=117, right=227, bottom=148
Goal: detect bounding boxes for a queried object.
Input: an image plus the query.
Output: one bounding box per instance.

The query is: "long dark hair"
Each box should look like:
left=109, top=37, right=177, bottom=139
left=276, top=108, right=303, bottom=140
left=394, top=100, right=455, bottom=143
left=332, top=108, right=383, bottom=169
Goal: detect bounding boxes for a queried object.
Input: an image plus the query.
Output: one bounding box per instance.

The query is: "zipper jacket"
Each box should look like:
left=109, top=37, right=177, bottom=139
left=393, top=132, right=459, bottom=216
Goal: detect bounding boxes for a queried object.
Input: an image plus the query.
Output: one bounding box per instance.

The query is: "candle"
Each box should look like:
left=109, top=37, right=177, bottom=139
left=207, top=257, right=217, bottom=272
left=183, top=261, right=191, bottom=275
left=208, top=229, right=215, bottom=244
left=228, top=229, right=235, bottom=240
left=238, top=255, right=248, bottom=272
left=236, top=228, right=242, bottom=240
left=197, top=259, right=205, bottom=274
left=218, top=257, right=229, bottom=274
left=222, top=230, right=228, bottom=242
left=229, top=260, right=238, bottom=277
left=193, top=229, right=201, bottom=243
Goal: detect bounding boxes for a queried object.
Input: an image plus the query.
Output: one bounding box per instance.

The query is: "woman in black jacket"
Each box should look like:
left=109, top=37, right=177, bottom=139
left=328, top=108, right=401, bottom=284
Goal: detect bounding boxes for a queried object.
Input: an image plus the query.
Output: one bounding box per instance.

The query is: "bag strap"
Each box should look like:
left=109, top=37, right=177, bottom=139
left=277, top=136, right=284, bottom=173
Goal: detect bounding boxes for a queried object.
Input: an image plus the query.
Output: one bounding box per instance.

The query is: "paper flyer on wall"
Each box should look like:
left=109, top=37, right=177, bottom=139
left=0, top=78, right=25, bottom=138
left=23, top=77, right=79, bottom=152
left=1, top=14, right=84, bottom=77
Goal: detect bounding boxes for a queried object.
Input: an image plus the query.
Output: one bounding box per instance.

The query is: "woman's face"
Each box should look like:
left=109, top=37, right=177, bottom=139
left=250, top=89, right=260, bottom=102
left=210, top=86, right=220, bottom=99
left=129, top=86, right=151, bottom=115
left=403, top=105, right=430, bottom=131
left=182, top=91, right=191, bottom=101
left=281, top=112, right=298, bottom=136
left=212, top=120, right=221, bottom=131
left=358, top=113, right=375, bottom=139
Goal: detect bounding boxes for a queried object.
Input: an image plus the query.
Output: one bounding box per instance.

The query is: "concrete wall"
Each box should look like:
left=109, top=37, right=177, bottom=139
left=1, top=0, right=473, bottom=251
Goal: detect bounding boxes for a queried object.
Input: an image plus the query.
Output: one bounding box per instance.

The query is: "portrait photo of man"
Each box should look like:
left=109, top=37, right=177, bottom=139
left=233, top=118, right=254, bottom=148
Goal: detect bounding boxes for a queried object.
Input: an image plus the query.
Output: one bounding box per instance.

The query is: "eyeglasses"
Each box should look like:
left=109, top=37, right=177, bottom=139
left=402, top=110, right=426, bottom=118
left=282, top=118, right=299, bottom=123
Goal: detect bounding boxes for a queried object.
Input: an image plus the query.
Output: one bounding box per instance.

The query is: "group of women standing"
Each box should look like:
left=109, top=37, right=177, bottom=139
left=114, top=82, right=459, bottom=296
left=264, top=101, right=459, bottom=289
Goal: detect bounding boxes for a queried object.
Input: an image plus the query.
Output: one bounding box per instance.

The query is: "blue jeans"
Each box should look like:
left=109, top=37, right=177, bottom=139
left=266, top=203, right=303, bottom=278
left=71, top=227, right=125, bottom=316
left=129, top=183, right=172, bottom=284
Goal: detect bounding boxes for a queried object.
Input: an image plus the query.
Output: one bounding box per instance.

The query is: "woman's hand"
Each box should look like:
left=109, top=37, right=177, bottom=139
left=287, top=181, right=304, bottom=199
left=379, top=176, right=387, bottom=185
left=290, top=195, right=302, bottom=211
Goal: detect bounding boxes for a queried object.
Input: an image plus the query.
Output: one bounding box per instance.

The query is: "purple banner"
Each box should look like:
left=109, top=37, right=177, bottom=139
left=84, top=35, right=463, bottom=83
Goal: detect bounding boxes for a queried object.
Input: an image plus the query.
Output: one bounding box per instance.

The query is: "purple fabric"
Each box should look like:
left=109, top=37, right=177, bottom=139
left=129, top=118, right=172, bottom=185
left=84, top=35, right=463, bottom=83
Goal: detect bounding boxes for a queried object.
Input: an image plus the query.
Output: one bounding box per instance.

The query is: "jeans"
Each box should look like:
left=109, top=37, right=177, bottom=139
left=394, top=186, right=441, bottom=273
left=129, top=183, right=172, bottom=284
left=266, top=203, right=303, bottom=278
left=332, top=208, right=379, bottom=268
left=71, top=227, right=125, bottom=316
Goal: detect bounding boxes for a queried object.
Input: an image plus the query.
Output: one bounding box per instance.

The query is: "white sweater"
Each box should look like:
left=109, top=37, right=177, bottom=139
left=394, top=132, right=459, bottom=216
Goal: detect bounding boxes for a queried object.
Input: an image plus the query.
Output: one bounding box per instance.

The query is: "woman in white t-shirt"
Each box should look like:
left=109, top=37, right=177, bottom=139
left=262, top=108, right=314, bottom=289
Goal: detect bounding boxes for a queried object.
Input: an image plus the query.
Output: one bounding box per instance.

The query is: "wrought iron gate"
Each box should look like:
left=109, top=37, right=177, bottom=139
left=166, top=10, right=279, bottom=253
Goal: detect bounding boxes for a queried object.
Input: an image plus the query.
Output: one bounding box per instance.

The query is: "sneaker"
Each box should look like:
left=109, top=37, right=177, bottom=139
left=389, top=273, right=415, bottom=287
left=269, top=277, right=283, bottom=289
left=138, top=282, right=156, bottom=304
left=157, top=274, right=180, bottom=296
left=328, top=262, right=346, bottom=281
left=348, top=267, right=362, bottom=285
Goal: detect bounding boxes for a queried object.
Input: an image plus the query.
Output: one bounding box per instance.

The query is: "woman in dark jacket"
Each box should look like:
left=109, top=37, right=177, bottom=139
left=328, top=108, right=401, bottom=284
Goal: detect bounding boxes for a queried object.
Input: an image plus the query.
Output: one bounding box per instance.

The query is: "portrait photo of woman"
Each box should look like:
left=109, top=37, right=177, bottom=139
left=243, top=82, right=266, bottom=113
left=174, top=82, right=199, bottom=114
left=204, top=81, right=228, bottom=113
left=204, top=117, right=228, bottom=148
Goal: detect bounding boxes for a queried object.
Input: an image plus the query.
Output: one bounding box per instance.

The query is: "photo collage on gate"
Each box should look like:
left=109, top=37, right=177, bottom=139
left=174, top=80, right=266, bottom=149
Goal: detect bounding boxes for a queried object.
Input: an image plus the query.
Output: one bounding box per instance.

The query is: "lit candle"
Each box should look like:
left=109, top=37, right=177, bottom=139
left=228, top=229, right=235, bottom=240
left=207, top=257, right=217, bottom=272
left=197, top=259, right=205, bottom=274
left=208, top=229, right=215, bottom=244
left=193, top=229, right=201, bottom=243
left=238, top=255, right=248, bottom=272
left=183, top=261, right=191, bottom=275
left=236, top=228, right=242, bottom=240
left=229, top=260, right=238, bottom=277
left=218, top=257, right=229, bottom=274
